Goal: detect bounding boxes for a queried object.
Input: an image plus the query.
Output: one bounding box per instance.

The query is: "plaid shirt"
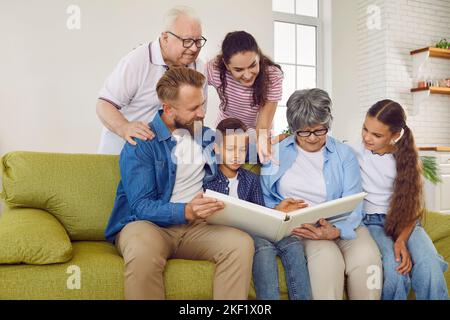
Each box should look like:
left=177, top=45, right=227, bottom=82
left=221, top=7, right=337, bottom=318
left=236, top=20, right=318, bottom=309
left=204, top=167, right=265, bottom=206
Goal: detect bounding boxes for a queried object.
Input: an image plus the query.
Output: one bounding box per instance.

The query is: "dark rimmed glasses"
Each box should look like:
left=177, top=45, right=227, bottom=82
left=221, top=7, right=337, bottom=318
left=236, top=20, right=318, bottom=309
left=295, top=128, right=329, bottom=138
left=166, top=31, right=207, bottom=49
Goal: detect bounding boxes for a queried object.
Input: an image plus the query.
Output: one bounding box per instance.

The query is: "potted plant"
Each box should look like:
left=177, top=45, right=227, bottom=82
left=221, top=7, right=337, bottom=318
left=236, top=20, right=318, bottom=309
left=436, top=38, right=449, bottom=50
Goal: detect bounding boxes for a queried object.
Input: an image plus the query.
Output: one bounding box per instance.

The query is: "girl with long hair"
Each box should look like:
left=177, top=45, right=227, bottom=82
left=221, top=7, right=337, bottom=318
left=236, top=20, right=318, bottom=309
left=207, top=31, right=284, bottom=162
left=352, top=99, right=448, bottom=300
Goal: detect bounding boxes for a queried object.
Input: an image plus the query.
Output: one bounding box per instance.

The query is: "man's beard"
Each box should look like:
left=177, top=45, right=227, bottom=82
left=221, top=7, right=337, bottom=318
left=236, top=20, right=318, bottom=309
left=174, top=118, right=203, bottom=137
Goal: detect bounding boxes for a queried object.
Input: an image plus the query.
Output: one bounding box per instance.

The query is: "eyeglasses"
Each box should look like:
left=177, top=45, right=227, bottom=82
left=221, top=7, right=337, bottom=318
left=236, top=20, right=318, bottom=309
left=295, top=128, right=329, bottom=138
left=166, top=31, right=207, bottom=49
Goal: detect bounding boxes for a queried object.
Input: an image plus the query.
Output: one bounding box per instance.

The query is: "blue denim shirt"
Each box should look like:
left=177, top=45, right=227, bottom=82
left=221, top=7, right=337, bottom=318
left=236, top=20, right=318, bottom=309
left=105, top=111, right=217, bottom=243
left=260, top=135, right=364, bottom=240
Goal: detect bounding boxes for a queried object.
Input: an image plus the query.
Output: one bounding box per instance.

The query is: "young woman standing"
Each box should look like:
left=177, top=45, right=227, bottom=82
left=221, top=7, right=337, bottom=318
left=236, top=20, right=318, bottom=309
left=352, top=99, right=448, bottom=300
left=207, top=31, right=284, bottom=162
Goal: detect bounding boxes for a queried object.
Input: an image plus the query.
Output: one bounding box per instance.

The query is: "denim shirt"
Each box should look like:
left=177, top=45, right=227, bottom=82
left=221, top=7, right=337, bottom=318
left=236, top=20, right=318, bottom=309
left=260, top=135, right=364, bottom=240
left=105, top=111, right=217, bottom=243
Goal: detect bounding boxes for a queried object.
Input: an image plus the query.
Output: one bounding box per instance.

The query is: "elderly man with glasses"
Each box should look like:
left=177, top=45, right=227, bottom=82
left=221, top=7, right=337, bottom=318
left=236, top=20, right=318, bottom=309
left=96, top=6, right=208, bottom=154
left=260, top=88, right=382, bottom=300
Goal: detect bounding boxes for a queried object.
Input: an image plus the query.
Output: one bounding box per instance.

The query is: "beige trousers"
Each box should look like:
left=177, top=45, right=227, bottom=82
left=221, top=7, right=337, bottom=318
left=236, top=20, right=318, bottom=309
left=115, top=220, right=254, bottom=300
left=303, top=226, right=382, bottom=300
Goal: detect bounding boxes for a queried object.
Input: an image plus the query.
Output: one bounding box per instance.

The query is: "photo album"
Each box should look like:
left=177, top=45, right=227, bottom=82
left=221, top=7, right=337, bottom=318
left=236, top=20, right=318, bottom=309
left=205, top=190, right=367, bottom=242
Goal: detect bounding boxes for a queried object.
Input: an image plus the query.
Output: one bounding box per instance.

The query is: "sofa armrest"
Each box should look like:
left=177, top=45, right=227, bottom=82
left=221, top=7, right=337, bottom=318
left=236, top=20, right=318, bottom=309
left=423, top=211, right=450, bottom=243
left=0, top=207, right=73, bottom=265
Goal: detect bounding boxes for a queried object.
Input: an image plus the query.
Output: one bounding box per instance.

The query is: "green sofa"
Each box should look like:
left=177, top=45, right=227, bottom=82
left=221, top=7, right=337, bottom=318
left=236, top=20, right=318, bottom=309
left=0, top=151, right=449, bottom=300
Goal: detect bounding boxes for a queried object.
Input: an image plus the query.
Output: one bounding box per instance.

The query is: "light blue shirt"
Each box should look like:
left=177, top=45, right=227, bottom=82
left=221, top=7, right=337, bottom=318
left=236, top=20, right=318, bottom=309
left=260, top=135, right=364, bottom=240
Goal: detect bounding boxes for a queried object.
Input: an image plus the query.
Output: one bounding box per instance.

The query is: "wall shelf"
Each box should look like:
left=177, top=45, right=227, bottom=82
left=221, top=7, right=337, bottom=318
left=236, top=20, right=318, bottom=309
left=410, top=47, right=450, bottom=116
left=411, top=87, right=450, bottom=94
left=410, top=47, right=450, bottom=59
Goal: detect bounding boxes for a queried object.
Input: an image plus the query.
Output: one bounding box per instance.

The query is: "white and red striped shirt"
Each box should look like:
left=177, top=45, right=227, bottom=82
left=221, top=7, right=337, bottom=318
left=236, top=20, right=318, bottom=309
left=207, top=59, right=283, bottom=131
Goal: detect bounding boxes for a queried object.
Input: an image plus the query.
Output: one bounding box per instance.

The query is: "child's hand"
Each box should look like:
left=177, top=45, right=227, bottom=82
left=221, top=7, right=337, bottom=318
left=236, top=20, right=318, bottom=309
left=394, top=240, right=412, bottom=275
left=275, top=198, right=308, bottom=213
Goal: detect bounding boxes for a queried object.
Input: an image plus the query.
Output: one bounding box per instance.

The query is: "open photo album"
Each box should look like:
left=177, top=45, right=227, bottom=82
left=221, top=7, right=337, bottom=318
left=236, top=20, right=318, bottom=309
left=205, top=190, right=367, bottom=242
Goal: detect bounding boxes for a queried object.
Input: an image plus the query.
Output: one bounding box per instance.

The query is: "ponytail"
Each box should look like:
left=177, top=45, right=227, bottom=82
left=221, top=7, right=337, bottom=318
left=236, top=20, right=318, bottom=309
left=385, top=126, right=425, bottom=239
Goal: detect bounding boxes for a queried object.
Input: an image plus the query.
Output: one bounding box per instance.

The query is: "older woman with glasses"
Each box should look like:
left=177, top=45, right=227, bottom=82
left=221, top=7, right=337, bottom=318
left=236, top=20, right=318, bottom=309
left=260, top=88, right=382, bottom=300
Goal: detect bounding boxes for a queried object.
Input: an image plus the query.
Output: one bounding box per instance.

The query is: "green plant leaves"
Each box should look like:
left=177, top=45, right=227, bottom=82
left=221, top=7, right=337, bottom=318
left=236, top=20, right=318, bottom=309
left=436, top=38, right=449, bottom=49
left=421, top=156, right=442, bottom=185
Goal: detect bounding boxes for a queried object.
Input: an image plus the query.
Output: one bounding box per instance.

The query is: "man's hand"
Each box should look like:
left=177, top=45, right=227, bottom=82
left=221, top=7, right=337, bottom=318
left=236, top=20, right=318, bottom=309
left=275, top=198, right=308, bottom=213
left=291, top=219, right=340, bottom=240
left=394, top=239, right=412, bottom=275
left=184, top=192, right=225, bottom=222
left=119, top=121, right=155, bottom=145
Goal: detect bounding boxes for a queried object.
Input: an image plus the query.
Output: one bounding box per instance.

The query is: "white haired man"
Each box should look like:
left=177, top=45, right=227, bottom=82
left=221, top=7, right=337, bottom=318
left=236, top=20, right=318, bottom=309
left=96, top=6, right=208, bottom=154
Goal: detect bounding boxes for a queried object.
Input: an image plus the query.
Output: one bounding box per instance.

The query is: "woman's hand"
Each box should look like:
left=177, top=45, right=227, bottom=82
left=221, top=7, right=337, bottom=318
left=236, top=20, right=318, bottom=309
left=257, top=133, right=290, bottom=165
left=275, top=198, right=308, bottom=213
left=271, top=133, right=290, bottom=144
left=394, top=239, right=412, bottom=275
left=291, top=219, right=340, bottom=240
left=256, top=136, right=271, bottom=163
left=256, top=131, right=273, bottom=164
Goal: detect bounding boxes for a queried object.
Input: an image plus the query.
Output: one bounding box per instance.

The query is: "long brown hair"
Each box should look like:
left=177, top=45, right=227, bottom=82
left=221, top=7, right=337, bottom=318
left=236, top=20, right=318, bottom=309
left=367, top=100, right=425, bottom=239
left=215, top=31, right=282, bottom=112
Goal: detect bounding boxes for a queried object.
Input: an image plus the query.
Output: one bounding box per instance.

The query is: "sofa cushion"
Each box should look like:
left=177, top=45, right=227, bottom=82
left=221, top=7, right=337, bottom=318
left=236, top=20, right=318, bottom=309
left=423, top=211, right=450, bottom=243
left=0, top=240, right=289, bottom=300
left=0, top=241, right=124, bottom=299
left=1, top=152, right=120, bottom=240
left=0, top=207, right=73, bottom=265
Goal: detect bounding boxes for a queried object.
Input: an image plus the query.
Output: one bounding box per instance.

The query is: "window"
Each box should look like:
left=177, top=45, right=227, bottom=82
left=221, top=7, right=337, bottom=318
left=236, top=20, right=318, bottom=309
left=272, top=0, right=322, bottom=134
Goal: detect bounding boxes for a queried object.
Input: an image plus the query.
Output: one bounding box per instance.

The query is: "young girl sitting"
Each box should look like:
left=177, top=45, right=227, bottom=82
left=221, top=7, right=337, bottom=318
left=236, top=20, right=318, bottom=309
left=351, top=99, right=449, bottom=300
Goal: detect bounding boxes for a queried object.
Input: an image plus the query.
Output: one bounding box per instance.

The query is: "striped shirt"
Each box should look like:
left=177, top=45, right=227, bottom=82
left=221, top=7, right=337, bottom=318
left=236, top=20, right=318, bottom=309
left=207, top=59, right=283, bottom=132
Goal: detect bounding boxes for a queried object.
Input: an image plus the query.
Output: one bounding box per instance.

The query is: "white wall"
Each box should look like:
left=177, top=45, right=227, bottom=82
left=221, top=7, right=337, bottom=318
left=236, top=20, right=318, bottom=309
left=330, top=0, right=361, bottom=143
left=356, top=0, right=450, bottom=146
left=0, top=0, right=274, bottom=156
left=384, top=0, right=450, bottom=146
left=2, top=0, right=446, bottom=156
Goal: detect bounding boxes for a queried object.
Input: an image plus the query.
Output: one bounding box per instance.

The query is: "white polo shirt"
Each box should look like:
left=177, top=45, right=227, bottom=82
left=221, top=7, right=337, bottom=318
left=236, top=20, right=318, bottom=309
left=97, top=39, right=207, bottom=155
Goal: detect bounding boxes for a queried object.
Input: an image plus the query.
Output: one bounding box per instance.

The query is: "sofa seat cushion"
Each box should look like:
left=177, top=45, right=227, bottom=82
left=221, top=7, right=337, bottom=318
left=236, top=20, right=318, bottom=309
left=0, top=207, right=72, bottom=265
left=0, top=241, right=124, bottom=300
left=0, top=240, right=290, bottom=300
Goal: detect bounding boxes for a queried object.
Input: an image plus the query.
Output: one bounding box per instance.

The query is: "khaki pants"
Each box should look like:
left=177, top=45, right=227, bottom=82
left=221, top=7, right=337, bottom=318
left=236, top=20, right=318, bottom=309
left=115, top=220, right=254, bottom=300
left=303, top=226, right=382, bottom=300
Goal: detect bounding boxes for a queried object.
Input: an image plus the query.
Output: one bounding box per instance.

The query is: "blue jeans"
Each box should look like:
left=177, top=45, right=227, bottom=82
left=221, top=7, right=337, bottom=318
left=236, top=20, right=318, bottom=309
left=363, top=214, right=448, bottom=300
left=252, top=235, right=311, bottom=300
